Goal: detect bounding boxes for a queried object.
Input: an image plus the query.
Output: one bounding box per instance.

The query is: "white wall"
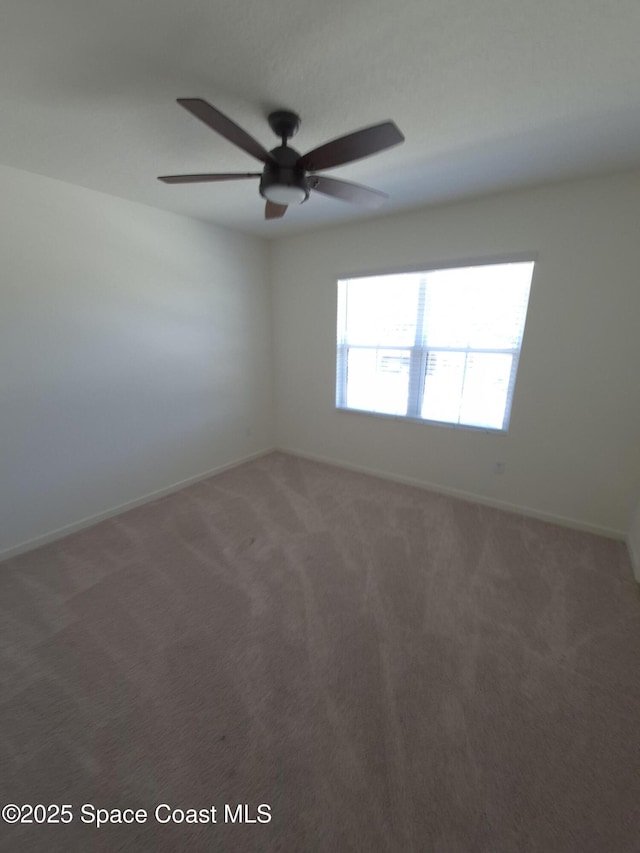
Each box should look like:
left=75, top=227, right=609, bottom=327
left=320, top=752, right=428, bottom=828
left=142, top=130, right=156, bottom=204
left=271, top=171, right=640, bottom=538
left=4, top=165, right=639, bottom=557
left=628, top=499, right=640, bottom=581
left=0, top=164, right=273, bottom=557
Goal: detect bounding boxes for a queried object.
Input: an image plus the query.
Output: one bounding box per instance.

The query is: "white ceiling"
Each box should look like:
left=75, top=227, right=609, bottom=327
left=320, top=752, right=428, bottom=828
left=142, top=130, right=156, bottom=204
left=2, top=0, right=640, bottom=238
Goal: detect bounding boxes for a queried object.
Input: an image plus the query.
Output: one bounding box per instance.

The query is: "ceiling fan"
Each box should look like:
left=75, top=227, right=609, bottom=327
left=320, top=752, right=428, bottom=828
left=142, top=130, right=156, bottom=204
left=158, top=99, right=405, bottom=220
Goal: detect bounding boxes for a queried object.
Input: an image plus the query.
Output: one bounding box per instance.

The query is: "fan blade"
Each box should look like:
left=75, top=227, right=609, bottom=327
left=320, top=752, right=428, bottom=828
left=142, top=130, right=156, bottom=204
left=158, top=173, right=261, bottom=184
left=298, top=121, right=404, bottom=172
left=265, top=201, right=287, bottom=219
left=309, top=175, right=387, bottom=208
left=177, top=98, right=274, bottom=164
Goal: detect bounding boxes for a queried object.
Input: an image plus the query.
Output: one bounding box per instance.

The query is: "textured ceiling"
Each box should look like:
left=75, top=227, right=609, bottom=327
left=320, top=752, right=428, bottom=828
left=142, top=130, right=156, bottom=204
left=2, top=0, right=640, bottom=237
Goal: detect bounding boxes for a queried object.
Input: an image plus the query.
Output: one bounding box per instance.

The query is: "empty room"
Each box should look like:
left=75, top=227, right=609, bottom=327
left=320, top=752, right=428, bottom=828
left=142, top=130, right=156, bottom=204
left=1, top=1, right=640, bottom=851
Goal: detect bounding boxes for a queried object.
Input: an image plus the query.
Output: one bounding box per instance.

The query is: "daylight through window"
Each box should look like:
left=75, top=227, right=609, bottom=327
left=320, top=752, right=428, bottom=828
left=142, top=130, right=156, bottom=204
left=336, top=260, right=534, bottom=431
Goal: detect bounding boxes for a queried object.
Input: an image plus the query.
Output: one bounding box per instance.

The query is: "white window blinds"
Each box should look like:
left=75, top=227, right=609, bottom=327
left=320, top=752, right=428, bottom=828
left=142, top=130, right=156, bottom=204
left=336, top=260, right=534, bottom=431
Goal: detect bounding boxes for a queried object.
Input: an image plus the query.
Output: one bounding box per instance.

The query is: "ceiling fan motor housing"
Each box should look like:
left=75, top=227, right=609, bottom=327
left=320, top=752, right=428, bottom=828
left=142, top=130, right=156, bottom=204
left=259, top=146, right=310, bottom=204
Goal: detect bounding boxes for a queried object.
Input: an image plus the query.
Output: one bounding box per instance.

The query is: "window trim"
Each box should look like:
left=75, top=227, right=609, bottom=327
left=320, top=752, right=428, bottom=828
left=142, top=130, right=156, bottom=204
left=335, top=254, right=536, bottom=433
left=334, top=252, right=538, bottom=283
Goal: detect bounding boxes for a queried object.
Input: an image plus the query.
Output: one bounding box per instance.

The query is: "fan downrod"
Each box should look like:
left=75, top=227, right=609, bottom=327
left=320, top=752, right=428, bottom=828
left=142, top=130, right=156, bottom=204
left=268, top=110, right=301, bottom=144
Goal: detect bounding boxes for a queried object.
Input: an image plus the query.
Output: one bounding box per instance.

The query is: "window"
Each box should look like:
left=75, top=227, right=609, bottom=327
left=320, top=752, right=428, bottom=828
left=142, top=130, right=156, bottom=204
left=336, top=260, right=534, bottom=431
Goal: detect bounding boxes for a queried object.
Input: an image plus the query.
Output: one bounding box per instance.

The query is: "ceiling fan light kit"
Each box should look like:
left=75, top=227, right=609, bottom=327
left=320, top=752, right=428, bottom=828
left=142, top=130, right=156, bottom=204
left=260, top=177, right=309, bottom=206
left=158, top=99, right=404, bottom=220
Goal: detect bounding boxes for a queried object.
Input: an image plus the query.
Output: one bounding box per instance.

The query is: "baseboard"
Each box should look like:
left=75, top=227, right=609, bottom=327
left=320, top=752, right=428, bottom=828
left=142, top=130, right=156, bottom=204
left=4, top=444, right=631, bottom=569
left=277, top=446, right=626, bottom=542
left=627, top=536, right=640, bottom=583
left=0, top=447, right=276, bottom=563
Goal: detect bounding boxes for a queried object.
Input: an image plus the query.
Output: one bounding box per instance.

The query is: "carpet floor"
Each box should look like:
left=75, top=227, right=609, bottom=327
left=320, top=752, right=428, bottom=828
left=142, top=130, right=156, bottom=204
left=1, top=451, right=639, bottom=852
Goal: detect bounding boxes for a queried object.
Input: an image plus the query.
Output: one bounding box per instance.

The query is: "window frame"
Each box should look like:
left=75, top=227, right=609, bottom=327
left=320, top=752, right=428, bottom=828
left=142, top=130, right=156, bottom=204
left=335, top=255, right=536, bottom=434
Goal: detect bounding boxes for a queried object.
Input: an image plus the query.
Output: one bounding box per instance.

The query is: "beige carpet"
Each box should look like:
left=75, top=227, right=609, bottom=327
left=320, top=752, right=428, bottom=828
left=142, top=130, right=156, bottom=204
left=1, top=451, right=639, bottom=852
